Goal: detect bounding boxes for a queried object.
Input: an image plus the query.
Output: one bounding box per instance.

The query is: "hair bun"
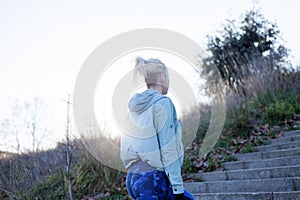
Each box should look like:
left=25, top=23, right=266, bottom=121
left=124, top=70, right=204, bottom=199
left=134, top=56, right=167, bottom=83
left=135, top=56, right=147, bottom=77
left=136, top=56, right=146, bottom=67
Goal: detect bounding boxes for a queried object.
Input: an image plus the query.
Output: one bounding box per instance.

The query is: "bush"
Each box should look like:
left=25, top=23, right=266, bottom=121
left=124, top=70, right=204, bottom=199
left=28, top=171, right=65, bottom=199
left=27, top=153, right=127, bottom=199
left=252, top=92, right=300, bottom=125
left=72, top=156, right=126, bottom=198
left=203, top=9, right=290, bottom=96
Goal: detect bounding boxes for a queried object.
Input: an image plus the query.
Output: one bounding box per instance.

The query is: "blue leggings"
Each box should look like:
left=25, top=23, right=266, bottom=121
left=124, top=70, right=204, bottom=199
left=126, top=170, right=194, bottom=200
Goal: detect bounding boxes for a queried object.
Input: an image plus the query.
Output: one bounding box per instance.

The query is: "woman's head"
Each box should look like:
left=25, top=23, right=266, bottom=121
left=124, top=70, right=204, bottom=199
left=134, top=57, right=169, bottom=95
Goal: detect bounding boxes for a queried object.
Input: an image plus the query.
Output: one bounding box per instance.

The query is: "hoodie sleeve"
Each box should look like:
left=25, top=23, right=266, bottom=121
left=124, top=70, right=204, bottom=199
left=153, top=98, right=184, bottom=194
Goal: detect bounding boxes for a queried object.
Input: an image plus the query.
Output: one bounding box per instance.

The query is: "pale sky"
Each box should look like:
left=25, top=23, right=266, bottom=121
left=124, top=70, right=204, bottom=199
left=0, top=0, right=299, bottom=152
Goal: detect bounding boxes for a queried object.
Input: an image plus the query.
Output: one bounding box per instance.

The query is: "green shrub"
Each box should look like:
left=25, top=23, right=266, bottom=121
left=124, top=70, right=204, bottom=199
left=28, top=170, right=65, bottom=199
left=183, top=156, right=198, bottom=174
left=240, top=143, right=255, bottom=154
left=266, top=101, right=294, bottom=123
left=73, top=157, right=121, bottom=197
left=258, top=92, right=299, bottom=124
left=223, top=154, right=236, bottom=162
left=28, top=155, right=127, bottom=199
left=205, top=156, right=218, bottom=172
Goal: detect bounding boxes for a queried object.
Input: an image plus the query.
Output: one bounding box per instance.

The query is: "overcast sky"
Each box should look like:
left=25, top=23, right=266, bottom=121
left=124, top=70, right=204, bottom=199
left=0, top=0, right=299, bottom=152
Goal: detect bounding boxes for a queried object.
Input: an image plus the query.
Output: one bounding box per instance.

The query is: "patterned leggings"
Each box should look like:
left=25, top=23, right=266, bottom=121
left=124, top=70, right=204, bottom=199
left=126, top=169, right=194, bottom=200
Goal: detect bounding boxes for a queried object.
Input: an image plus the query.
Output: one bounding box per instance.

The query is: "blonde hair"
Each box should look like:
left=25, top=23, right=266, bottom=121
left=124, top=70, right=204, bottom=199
left=134, top=56, right=169, bottom=87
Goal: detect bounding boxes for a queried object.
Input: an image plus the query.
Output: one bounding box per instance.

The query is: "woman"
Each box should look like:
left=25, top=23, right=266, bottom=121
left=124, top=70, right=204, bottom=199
left=120, top=57, right=194, bottom=200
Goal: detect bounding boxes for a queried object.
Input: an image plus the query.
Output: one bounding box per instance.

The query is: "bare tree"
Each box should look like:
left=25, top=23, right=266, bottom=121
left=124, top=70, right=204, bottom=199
left=0, top=119, right=21, bottom=153
left=64, top=95, right=73, bottom=200
left=0, top=97, right=48, bottom=153
left=0, top=96, right=50, bottom=198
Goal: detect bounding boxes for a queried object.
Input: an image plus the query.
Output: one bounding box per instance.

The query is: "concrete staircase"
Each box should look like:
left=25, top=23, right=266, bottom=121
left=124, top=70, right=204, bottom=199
left=184, top=130, right=300, bottom=200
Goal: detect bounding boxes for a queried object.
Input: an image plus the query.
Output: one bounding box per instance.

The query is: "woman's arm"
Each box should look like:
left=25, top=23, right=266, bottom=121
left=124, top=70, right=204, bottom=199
left=153, top=98, right=184, bottom=194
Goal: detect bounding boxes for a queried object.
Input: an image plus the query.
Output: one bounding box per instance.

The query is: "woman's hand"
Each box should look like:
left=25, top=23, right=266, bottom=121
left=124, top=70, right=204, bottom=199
left=174, top=193, right=185, bottom=200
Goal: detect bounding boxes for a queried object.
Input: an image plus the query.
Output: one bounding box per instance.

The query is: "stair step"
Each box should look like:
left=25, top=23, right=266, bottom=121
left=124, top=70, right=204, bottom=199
left=254, top=141, right=300, bottom=152
left=283, top=130, right=300, bottom=137
left=184, top=177, right=300, bottom=193
left=224, top=156, right=300, bottom=170
left=235, top=147, right=300, bottom=161
left=192, top=191, right=300, bottom=200
left=269, top=135, right=300, bottom=144
left=190, top=165, right=300, bottom=181
left=187, top=130, right=300, bottom=198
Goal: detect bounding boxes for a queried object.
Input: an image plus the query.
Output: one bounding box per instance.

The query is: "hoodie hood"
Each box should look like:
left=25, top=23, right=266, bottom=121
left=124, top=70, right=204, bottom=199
left=128, top=89, right=166, bottom=113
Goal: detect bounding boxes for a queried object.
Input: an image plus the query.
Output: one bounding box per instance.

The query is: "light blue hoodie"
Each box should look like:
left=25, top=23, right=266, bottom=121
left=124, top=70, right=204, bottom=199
left=120, top=89, right=184, bottom=194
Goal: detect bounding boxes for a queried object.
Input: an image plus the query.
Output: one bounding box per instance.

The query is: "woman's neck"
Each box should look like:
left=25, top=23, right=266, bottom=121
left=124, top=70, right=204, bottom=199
left=148, top=84, right=163, bottom=94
